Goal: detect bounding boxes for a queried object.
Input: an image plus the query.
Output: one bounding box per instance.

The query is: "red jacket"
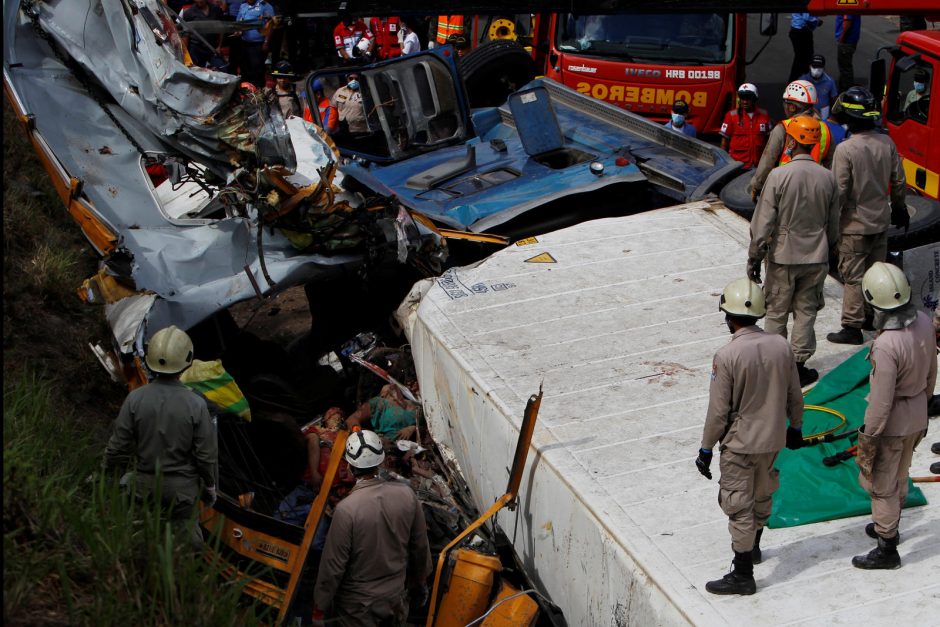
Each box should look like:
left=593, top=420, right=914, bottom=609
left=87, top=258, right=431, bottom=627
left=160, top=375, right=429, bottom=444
left=720, top=107, right=772, bottom=169
left=369, top=16, right=402, bottom=59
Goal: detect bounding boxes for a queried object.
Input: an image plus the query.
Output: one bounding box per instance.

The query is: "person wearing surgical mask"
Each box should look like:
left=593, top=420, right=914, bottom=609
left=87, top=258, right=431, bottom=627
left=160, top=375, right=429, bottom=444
left=799, top=54, right=838, bottom=120
left=664, top=99, right=697, bottom=137
left=398, top=18, right=421, bottom=55
left=903, top=68, right=930, bottom=114
left=332, top=73, right=369, bottom=134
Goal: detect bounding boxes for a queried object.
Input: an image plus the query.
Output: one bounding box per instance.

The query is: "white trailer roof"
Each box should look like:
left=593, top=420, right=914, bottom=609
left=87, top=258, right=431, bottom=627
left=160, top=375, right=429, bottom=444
left=403, top=201, right=939, bottom=626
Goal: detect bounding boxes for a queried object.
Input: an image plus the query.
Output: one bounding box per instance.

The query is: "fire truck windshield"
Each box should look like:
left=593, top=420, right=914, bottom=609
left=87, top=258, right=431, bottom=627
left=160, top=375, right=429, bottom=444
left=556, top=13, right=733, bottom=65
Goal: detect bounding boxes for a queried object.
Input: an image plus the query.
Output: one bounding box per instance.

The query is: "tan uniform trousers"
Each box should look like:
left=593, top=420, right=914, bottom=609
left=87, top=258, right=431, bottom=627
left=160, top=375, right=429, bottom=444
left=718, top=449, right=780, bottom=553
left=764, top=261, right=829, bottom=363
left=858, top=430, right=925, bottom=538
left=838, top=232, right=887, bottom=328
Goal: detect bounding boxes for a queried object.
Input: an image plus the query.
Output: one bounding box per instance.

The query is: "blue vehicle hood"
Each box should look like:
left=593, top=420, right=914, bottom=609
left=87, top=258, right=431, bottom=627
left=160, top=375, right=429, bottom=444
left=341, top=78, right=739, bottom=233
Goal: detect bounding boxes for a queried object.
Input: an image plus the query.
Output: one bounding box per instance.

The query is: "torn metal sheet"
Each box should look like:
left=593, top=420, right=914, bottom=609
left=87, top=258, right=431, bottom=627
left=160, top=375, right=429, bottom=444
left=106, top=294, right=158, bottom=354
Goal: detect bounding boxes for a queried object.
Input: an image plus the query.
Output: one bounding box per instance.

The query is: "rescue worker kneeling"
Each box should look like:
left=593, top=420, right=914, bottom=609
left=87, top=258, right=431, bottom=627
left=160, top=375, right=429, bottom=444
left=696, top=279, right=804, bottom=595
left=852, top=263, right=936, bottom=570
left=314, top=429, right=432, bottom=625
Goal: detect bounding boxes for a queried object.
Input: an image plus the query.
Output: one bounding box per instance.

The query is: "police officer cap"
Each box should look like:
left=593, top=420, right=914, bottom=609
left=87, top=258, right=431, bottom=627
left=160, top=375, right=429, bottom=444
left=914, top=68, right=929, bottom=82
left=810, top=54, right=825, bottom=68
left=672, top=100, right=690, bottom=114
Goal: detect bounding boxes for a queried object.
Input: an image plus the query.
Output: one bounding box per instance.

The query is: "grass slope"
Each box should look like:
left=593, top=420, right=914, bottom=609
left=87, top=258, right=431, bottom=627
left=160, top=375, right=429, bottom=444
left=3, top=100, right=266, bottom=626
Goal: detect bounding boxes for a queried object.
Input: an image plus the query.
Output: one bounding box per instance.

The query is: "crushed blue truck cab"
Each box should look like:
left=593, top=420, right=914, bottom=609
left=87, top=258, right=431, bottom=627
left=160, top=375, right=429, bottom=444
left=308, top=48, right=741, bottom=235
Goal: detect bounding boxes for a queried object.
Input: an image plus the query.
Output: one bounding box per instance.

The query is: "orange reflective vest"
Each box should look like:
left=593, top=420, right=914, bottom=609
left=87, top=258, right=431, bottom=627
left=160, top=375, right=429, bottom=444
left=303, top=97, right=338, bottom=133
left=436, top=15, right=465, bottom=45
left=778, top=117, right=831, bottom=166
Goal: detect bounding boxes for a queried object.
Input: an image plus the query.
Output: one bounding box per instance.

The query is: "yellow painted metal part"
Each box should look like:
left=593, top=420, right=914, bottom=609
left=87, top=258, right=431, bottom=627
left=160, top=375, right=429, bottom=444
left=409, top=211, right=510, bottom=245
left=276, top=429, right=349, bottom=624
left=426, top=388, right=543, bottom=627
left=78, top=268, right=139, bottom=304
left=124, top=356, right=149, bottom=391
left=4, top=76, right=118, bottom=255
left=487, top=18, right=517, bottom=41
left=433, top=549, right=502, bottom=627
left=198, top=430, right=349, bottom=622
left=481, top=581, right=539, bottom=627
left=901, top=157, right=939, bottom=200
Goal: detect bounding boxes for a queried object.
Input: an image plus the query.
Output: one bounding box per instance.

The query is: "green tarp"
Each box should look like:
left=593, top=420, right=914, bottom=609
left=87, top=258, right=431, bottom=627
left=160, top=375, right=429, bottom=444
left=769, top=346, right=927, bottom=528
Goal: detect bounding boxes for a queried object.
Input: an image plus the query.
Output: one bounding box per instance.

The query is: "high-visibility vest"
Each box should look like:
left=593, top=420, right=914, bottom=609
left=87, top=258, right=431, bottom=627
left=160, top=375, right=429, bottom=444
left=778, top=116, right=831, bottom=166
left=302, top=95, right=338, bottom=133
left=436, top=15, right=465, bottom=45
left=370, top=16, right=402, bottom=59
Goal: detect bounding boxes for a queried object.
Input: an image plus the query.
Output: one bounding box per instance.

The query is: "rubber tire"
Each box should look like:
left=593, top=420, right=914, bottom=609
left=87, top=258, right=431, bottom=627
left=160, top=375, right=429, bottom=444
left=720, top=172, right=940, bottom=251
left=719, top=170, right=756, bottom=219
left=459, top=40, right=536, bottom=108
left=887, top=195, right=940, bottom=251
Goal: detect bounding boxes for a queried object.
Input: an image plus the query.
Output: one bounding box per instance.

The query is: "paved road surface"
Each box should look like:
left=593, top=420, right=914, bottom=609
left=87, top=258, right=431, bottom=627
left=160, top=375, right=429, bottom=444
left=744, top=13, right=922, bottom=122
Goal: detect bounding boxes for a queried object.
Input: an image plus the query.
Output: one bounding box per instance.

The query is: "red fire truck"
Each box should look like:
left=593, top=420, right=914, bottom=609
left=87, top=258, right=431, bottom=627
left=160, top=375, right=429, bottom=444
left=533, top=13, right=748, bottom=135
left=876, top=29, right=940, bottom=200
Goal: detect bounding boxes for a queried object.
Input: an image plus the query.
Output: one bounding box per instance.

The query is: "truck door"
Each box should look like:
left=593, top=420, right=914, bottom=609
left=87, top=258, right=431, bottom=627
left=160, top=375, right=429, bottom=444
left=884, top=58, right=937, bottom=198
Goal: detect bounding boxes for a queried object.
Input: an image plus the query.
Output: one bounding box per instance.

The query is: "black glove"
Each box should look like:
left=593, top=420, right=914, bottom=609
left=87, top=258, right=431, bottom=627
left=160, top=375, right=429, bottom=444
left=890, top=205, right=910, bottom=231
left=695, top=448, right=713, bottom=480
left=786, top=427, right=803, bottom=450
left=747, top=257, right=762, bottom=284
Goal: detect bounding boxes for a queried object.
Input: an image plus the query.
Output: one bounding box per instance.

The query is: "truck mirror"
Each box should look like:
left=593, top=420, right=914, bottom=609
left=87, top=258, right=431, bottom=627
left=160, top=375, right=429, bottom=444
left=869, top=58, right=886, bottom=99
left=759, top=14, right=777, bottom=37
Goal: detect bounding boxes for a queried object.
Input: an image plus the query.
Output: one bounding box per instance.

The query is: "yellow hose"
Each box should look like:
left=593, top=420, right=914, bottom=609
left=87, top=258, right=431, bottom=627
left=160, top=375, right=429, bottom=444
left=801, top=404, right=847, bottom=440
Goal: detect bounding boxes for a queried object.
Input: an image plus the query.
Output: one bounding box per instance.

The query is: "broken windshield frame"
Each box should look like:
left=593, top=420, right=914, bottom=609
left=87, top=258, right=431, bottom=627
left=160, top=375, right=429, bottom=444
left=556, top=13, right=733, bottom=65
left=305, top=50, right=471, bottom=164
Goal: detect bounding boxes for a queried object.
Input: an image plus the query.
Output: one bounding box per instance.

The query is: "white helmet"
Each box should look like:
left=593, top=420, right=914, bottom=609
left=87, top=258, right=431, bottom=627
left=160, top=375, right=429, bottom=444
left=356, top=38, right=371, bottom=53
left=783, top=80, right=818, bottom=105
left=719, top=278, right=766, bottom=318
left=737, top=82, right=759, bottom=99
left=862, top=262, right=911, bottom=311
left=145, top=325, right=194, bottom=374
left=345, top=429, right=386, bottom=469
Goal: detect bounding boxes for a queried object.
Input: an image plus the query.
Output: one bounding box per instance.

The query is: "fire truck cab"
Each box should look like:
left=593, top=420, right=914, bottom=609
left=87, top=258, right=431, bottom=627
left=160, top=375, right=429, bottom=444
left=875, top=29, right=940, bottom=199
left=536, top=13, right=747, bottom=135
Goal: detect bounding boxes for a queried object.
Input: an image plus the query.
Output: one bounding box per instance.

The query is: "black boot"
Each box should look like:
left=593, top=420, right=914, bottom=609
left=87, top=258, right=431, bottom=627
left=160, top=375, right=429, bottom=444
left=852, top=534, right=901, bottom=570
left=796, top=362, right=819, bottom=387
left=928, top=396, right=940, bottom=418
left=865, top=523, right=901, bottom=545
left=827, top=326, right=864, bottom=345
left=751, top=528, right=764, bottom=564
left=706, top=550, right=756, bottom=595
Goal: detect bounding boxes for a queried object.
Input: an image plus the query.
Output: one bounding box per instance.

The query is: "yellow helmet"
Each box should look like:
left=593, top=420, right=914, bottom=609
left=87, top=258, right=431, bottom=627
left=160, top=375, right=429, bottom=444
left=145, top=325, right=194, bottom=374
left=719, top=278, right=766, bottom=318
left=862, top=262, right=911, bottom=311
left=785, top=115, right=821, bottom=145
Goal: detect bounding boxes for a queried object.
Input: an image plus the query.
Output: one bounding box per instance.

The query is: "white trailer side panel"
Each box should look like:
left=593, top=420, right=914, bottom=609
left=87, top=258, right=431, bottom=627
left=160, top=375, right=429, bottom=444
left=402, top=201, right=939, bottom=626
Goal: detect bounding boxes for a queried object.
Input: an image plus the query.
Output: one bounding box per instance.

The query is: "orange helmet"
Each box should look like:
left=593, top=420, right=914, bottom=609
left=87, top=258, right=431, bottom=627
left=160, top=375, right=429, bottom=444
left=785, top=115, right=821, bottom=145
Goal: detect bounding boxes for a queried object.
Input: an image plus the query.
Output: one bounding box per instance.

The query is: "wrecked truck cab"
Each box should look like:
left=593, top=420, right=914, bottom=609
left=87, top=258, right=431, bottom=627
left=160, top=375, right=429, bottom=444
left=306, top=50, right=472, bottom=163
left=306, top=49, right=742, bottom=237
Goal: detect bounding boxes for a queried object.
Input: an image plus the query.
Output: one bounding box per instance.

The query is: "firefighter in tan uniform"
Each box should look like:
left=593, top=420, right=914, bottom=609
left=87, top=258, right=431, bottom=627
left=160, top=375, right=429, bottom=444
left=827, top=87, right=909, bottom=345
left=852, top=263, right=936, bottom=569
left=750, top=80, right=834, bottom=202
left=696, top=279, right=804, bottom=595
left=748, top=116, right=840, bottom=387
left=314, top=429, right=432, bottom=625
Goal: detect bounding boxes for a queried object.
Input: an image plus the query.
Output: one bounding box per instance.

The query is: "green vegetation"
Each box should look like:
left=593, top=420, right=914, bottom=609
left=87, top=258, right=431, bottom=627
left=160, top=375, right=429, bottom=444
left=3, top=101, right=266, bottom=625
